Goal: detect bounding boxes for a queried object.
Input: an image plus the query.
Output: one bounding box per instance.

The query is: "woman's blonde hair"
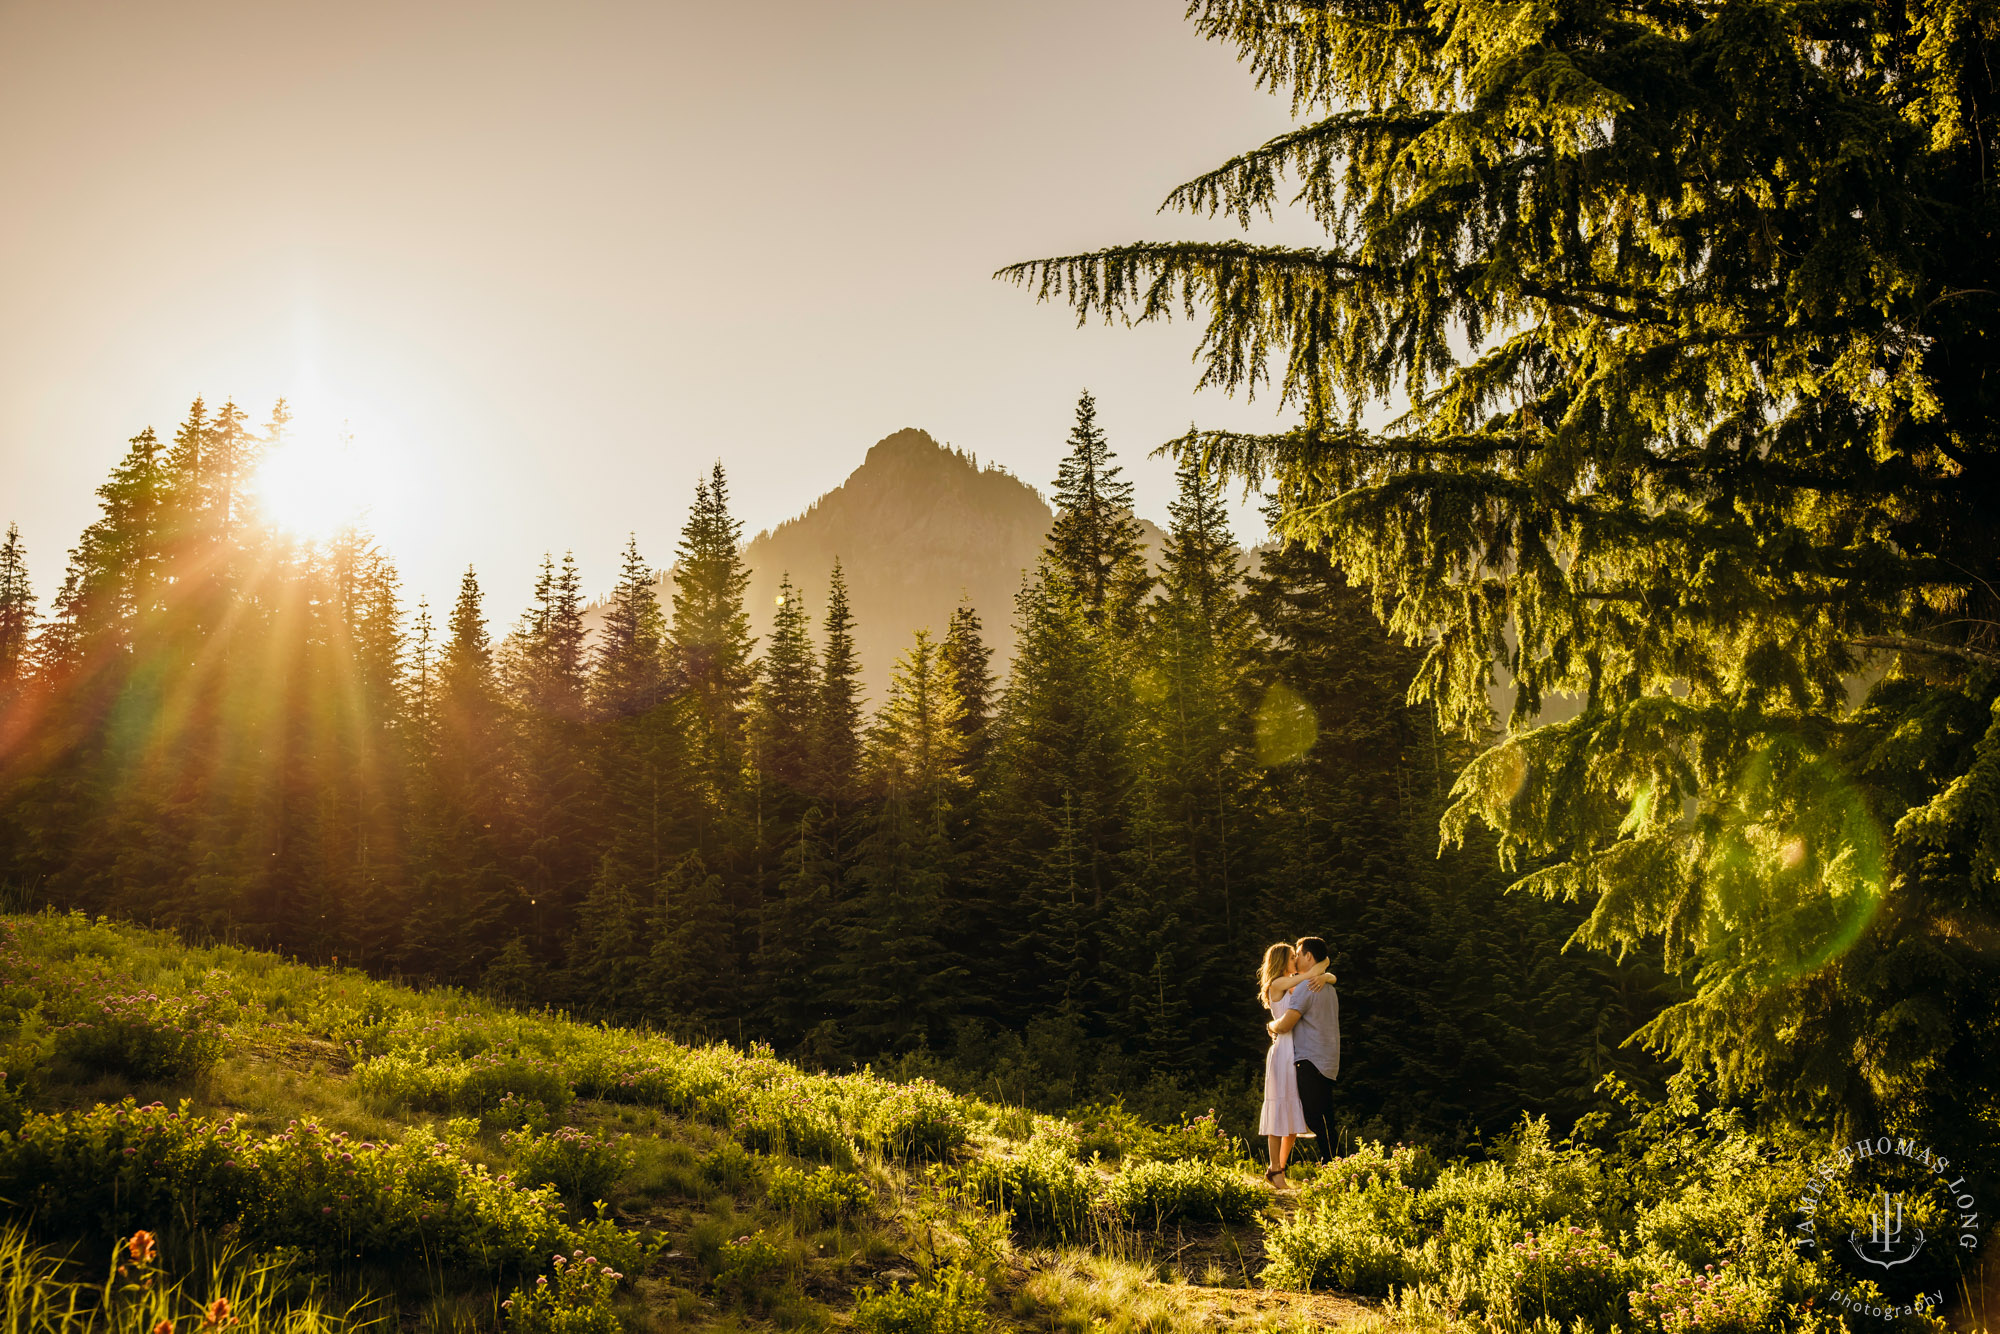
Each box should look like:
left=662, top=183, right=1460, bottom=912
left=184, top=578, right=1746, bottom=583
left=1257, top=942, right=1293, bottom=1003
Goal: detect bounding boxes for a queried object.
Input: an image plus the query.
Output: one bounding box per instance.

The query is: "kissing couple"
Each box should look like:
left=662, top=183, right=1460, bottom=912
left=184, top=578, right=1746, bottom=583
left=1256, top=936, right=1339, bottom=1188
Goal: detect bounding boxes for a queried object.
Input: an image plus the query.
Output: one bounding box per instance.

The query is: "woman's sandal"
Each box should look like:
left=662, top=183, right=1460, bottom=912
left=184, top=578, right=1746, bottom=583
left=1265, top=1166, right=1287, bottom=1189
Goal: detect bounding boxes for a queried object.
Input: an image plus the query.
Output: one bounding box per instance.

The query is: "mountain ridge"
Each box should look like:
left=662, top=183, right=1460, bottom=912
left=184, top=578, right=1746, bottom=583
left=597, top=427, right=1168, bottom=702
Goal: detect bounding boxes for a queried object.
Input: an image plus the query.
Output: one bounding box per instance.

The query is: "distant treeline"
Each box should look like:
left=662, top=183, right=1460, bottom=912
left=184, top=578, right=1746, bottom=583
left=0, top=392, right=1667, bottom=1144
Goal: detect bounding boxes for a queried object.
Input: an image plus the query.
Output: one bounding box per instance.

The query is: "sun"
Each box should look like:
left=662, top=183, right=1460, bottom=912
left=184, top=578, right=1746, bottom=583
left=254, top=434, right=370, bottom=541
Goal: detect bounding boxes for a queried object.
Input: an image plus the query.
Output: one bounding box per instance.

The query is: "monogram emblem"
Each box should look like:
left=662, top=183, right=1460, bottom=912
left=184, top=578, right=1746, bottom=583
left=1849, top=1190, right=1926, bottom=1269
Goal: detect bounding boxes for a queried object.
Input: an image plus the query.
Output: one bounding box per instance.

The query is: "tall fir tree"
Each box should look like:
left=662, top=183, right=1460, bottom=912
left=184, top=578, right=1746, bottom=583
left=507, top=553, right=597, bottom=941
left=939, top=600, right=994, bottom=770
left=811, top=561, right=863, bottom=801
left=676, top=468, right=760, bottom=824
left=406, top=566, right=519, bottom=978
left=593, top=537, right=667, bottom=721
left=756, top=576, right=819, bottom=794
left=1107, top=459, right=1260, bottom=1070
left=746, top=574, right=821, bottom=1025
left=0, top=524, right=35, bottom=696
left=574, top=537, right=691, bottom=1013
left=1005, top=0, right=2000, bottom=1150
left=1044, top=392, right=1151, bottom=634
left=835, top=629, right=969, bottom=1053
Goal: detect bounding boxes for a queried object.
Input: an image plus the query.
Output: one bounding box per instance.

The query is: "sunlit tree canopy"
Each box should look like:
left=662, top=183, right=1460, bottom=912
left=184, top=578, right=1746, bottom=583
left=1004, top=0, right=2000, bottom=1144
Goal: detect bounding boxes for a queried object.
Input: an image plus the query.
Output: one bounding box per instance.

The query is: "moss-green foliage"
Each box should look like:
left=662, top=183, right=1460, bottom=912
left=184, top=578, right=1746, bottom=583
left=698, top=1139, right=759, bottom=1193
left=0, top=909, right=1912, bottom=1334
left=698, top=1227, right=799, bottom=1313
left=1103, top=1158, right=1260, bottom=1227
left=966, top=1142, right=1096, bottom=1240
left=503, top=1252, right=625, bottom=1334
left=502, top=1124, right=635, bottom=1211
left=1262, top=1110, right=1841, bottom=1334
left=0, top=1099, right=605, bottom=1272
left=51, top=987, right=227, bottom=1082
left=1065, top=1102, right=1250, bottom=1167
left=767, top=1163, right=872, bottom=1226
left=354, top=1050, right=572, bottom=1117
left=852, top=1265, right=989, bottom=1334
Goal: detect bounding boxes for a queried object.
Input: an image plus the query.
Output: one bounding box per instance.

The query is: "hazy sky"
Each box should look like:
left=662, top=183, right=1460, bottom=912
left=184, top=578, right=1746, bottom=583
left=2, top=0, right=1316, bottom=617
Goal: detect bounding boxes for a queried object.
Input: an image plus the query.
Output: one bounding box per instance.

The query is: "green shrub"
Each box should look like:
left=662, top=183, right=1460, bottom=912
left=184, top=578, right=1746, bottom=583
left=1135, top=1109, right=1244, bottom=1165
left=1311, top=1140, right=1440, bottom=1195
left=353, top=1050, right=571, bottom=1116
left=967, top=1144, right=1094, bottom=1239
left=710, top=1229, right=794, bottom=1310
left=853, top=1077, right=970, bottom=1161
left=1483, top=1227, right=1639, bottom=1333
left=503, top=1125, right=635, bottom=1211
left=489, top=1090, right=556, bottom=1133
left=768, top=1163, right=872, bottom=1226
left=0, top=1066, right=30, bottom=1137
left=1067, top=1101, right=1145, bottom=1161
left=1026, top=1115, right=1081, bottom=1158
left=504, top=1250, right=625, bottom=1334
left=1628, top=1261, right=1780, bottom=1334
left=852, top=1264, right=988, bottom=1334
left=1103, top=1157, right=1260, bottom=1226
left=699, top=1139, right=758, bottom=1192
left=733, top=1080, right=854, bottom=1163
left=50, top=987, right=226, bottom=1081
left=0, top=1099, right=635, bottom=1274
left=1260, top=1190, right=1417, bottom=1295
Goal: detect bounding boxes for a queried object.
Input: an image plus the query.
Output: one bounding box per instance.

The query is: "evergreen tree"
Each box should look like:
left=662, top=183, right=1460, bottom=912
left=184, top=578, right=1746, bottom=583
left=593, top=536, right=667, bottom=721
left=746, top=574, right=821, bottom=1027
left=581, top=537, right=695, bottom=1011
left=939, top=599, right=994, bottom=769
left=1044, top=392, right=1151, bottom=634
left=982, top=568, right=1128, bottom=1022
left=835, top=629, right=968, bottom=1052
left=406, top=566, right=519, bottom=977
left=811, top=561, right=863, bottom=801
left=1002, top=0, right=2000, bottom=1146
left=670, top=463, right=756, bottom=822
left=507, top=553, right=596, bottom=939
left=756, top=575, right=819, bottom=793
left=1107, top=459, right=1260, bottom=1069
left=0, top=524, right=35, bottom=695
left=41, top=429, right=169, bottom=670
left=648, top=851, right=735, bottom=1027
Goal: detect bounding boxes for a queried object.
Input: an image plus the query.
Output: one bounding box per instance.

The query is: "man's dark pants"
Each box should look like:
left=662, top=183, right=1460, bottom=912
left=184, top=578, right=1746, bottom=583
left=1294, top=1059, right=1337, bottom=1161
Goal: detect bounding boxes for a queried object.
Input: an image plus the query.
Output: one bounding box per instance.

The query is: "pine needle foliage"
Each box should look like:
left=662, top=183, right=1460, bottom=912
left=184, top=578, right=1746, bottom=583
left=1001, top=0, right=2000, bottom=1145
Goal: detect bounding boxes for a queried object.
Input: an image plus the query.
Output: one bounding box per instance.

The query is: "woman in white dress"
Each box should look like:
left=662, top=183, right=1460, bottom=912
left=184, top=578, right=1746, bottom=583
left=1257, top=941, right=1333, bottom=1188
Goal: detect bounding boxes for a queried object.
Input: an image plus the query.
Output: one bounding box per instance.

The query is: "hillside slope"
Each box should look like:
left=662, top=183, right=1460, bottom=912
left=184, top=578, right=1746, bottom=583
left=0, top=912, right=1353, bottom=1332
left=0, top=913, right=1890, bottom=1334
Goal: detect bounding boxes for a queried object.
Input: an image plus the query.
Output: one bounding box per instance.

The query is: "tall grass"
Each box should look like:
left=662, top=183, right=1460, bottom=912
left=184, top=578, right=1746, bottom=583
left=0, top=1226, right=377, bottom=1334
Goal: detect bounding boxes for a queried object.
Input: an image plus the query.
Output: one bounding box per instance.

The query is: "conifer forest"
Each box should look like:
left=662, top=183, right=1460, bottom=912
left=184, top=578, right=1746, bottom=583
left=0, top=390, right=1655, bottom=1145
left=0, top=0, right=1996, bottom=1329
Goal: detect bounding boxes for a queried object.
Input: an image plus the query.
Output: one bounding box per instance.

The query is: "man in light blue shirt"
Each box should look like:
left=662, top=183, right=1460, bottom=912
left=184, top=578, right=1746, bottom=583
left=1266, top=935, right=1339, bottom=1159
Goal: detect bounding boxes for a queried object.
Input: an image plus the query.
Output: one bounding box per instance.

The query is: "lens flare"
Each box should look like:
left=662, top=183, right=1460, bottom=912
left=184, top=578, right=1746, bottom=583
left=1705, top=737, right=1887, bottom=986
left=1255, top=682, right=1317, bottom=766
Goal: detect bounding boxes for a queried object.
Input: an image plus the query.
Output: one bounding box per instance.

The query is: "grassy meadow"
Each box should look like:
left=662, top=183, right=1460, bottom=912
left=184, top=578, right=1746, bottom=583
left=0, top=911, right=1977, bottom=1334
